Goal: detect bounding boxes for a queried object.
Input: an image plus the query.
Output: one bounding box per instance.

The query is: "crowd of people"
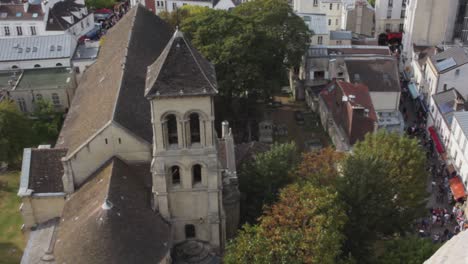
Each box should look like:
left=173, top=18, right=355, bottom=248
left=400, top=80, right=467, bottom=244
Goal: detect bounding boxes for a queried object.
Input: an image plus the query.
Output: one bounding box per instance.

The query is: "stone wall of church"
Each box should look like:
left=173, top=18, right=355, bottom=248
left=66, top=123, right=151, bottom=187
left=20, top=195, right=66, bottom=228
left=150, top=95, right=225, bottom=249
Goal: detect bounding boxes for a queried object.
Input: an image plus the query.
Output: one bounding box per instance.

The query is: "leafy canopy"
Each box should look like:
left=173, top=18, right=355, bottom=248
left=377, top=236, right=440, bottom=264
left=175, top=0, right=310, bottom=100
left=225, top=182, right=347, bottom=264
left=238, top=142, right=298, bottom=224
left=31, top=99, right=63, bottom=145
left=338, top=131, right=428, bottom=262
left=0, top=100, right=33, bottom=165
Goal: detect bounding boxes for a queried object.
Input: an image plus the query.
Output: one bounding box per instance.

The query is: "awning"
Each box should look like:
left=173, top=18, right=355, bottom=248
left=428, top=126, right=444, bottom=154
left=408, top=83, right=419, bottom=99
left=449, top=176, right=467, bottom=201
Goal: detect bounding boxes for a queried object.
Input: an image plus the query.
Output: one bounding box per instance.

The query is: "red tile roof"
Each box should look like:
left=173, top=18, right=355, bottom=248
left=320, top=80, right=377, bottom=144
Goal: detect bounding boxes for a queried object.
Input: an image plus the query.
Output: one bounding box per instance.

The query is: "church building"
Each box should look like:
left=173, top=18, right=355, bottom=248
left=18, top=5, right=240, bottom=263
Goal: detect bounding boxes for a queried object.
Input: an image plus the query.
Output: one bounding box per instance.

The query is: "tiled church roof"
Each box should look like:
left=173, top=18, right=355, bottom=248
left=56, top=5, right=173, bottom=154
left=28, top=148, right=67, bottom=193
left=145, top=30, right=218, bottom=98
left=53, top=157, right=171, bottom=264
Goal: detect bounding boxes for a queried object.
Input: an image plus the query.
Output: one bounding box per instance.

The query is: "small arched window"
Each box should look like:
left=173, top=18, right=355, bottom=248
left=34, top=64, right=41, bottom=68
left=193, top=164, right=202, bottom=185
left=171, top=166, right=180, bottom=185
left=166, top=114, right=178, bottom=145
left=35, top=93, right=42, bottom=101
left=189, top=113, right=200, bottom=144
left=56, top=63, right=63, bottom=67
left=185, top=224, right=195, bottom=238
left=11, top=65, right=18, bottom=69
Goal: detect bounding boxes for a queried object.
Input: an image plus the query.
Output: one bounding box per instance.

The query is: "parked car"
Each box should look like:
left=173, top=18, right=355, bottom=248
left=294, top=110, right=305, bottom=125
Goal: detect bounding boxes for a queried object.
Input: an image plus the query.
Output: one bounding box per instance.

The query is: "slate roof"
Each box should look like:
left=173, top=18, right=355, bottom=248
left=429, top=47, right=468, bottom=74
left=145, top=30, right=218, bottom=98
left=454, top=112, right=468, bottom=139
left=53, top=157, right=171, bottom=264
left=320, top=80, right=377, bottom=144
left=345, top=58, right=401, bottom=92
left=28, top=148, right=67, bottom=193
left=0, top=4, right=44, bottom=20
left=432, top=88, right=468, bottom=127
left=330, top=31, right=352, bottom=40
left=45, top=0, right=88, bottom=31
left=0, top=34, right=76, bottom=62
left=56, top=5, right=173, bottom=154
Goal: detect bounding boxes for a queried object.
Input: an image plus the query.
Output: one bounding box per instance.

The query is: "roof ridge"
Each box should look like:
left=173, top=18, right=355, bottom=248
left=144, top=31, right=176, bottom=96
left=110, top=5, right=139, bottom=121
left=181, top=32, right=218, bottom=94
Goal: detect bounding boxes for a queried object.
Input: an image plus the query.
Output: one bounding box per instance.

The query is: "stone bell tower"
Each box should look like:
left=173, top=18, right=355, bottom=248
left=144, top=30, right=226, bottom=250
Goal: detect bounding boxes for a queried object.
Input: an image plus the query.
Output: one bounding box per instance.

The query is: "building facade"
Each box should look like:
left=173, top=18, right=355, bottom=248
left=375, top=0, right=406, bottom=34
left=344, top=0, right=374, bottom=36
left=1, top=67, right=77, bottom=113
left=449, top=112, right=468, bottom=188
left=0, top=0, right=94, bottom=38
left=401, top=0, right=459, bottom=66
left=321, top=0, right=344, bottom=31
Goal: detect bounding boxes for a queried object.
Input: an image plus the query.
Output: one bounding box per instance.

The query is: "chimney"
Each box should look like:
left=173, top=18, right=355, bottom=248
left=455, top=96, right=465, bottom=111
left=222, top=120, right=229, bottom=139
left=223, top=123, right=237, bottom=177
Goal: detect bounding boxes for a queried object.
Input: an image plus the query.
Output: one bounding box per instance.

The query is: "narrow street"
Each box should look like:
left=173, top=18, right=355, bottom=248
left=400, top=83, right=462, bottom=243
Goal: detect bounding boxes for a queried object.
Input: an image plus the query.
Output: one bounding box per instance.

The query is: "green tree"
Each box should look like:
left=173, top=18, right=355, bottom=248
left=182, top=10, right=265, bottom=101
left=31, top=99, right=63, bottom=144
left=85, top=0, right=116, bottom=9
left=225, top=183, right=347, bottom=264
left=295, top=147, right=345, bottom=186
left=180, top=0, right=310, bottom=101
left=234, top=0, right=310, bottom=69
left=368, top=0, right=376, bottom=7
left=352, top=131, right=427, bottom=233
left=338, top=156, right=396, bottom=262
left=377, top=236, right=440, bottom=264
left=238, top=142, right=298, bottom=224
left=338, top=131, right=428, bottom=262
left=0, top=100, right=33, bottom=166
left=159, top=5, right=210, bottom=28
